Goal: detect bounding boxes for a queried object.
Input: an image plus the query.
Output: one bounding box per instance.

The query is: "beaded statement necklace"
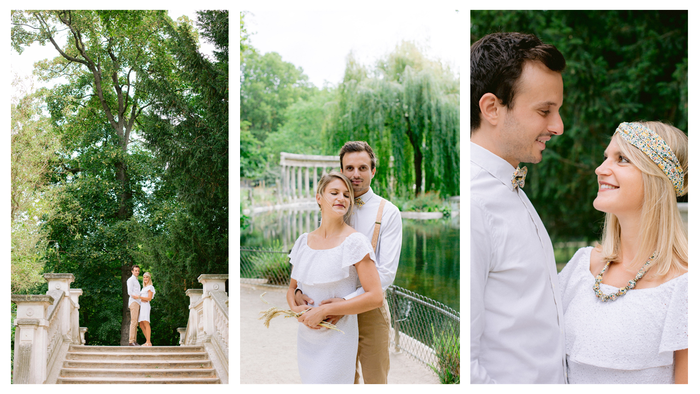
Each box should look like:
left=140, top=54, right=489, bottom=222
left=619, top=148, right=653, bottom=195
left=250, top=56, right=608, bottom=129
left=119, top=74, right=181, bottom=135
left=593, top=252, right=657, bottom=302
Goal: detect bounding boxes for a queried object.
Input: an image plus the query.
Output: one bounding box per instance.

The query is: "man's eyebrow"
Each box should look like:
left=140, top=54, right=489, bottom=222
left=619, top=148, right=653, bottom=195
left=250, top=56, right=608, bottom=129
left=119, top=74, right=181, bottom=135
left=537, top=101, right=560, bottom=107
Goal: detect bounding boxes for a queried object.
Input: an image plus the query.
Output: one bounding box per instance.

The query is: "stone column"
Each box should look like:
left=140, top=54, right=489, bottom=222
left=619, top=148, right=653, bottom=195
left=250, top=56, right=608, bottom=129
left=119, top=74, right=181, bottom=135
left=12, top=295, right=54, bottom=384
left=198, top=275, right=228, bottom=345
left=44, top=274, right=74, bottom=342
left=69, top=289, right=83, bottom=345
left=304, top=167, right=310, bottom=199
left=290, top=166, right=297, bottom=201
left=184, top=289, right=203, bottom=345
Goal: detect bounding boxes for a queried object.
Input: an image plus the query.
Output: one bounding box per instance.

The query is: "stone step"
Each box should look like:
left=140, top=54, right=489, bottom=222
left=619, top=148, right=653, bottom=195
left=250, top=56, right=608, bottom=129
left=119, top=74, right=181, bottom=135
left=66, top=351, right=208, bottom=361
left=57, top=376, right=221, bottom=384
left=62, top=359, right=213, bottom=370
left=68, top=345, right=205, bottom=353
left=57, top=345, right=221, bottom=384
left=59, top=367, right=217, bottom=379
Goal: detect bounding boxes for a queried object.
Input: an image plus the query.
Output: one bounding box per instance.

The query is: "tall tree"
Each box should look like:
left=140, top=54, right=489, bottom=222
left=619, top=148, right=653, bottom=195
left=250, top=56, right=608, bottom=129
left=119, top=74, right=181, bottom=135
left=12, top=10, right=180, bottom=345
left=136, top=10, right=229, bottom=345
left=11, top=77, right=60, bottom=294
left=240, top=42, right=316, bottom=143
left=327, top=42, right=460, bottom=197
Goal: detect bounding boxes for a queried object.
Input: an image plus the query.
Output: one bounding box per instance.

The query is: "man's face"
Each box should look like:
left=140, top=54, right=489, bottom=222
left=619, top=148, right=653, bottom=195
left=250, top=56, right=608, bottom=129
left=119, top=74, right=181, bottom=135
left=497, top=61, right=564, bottom=167
left=132, top=267, right=140, bottom=277
left=341, top=151, right=376, bottom=198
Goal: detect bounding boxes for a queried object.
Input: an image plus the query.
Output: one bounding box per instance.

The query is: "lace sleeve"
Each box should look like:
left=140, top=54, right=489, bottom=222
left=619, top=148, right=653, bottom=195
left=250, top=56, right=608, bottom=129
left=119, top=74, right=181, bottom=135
left=341, top=233, right=376, bottom=268
left=659, top=274, right=688, bottom=353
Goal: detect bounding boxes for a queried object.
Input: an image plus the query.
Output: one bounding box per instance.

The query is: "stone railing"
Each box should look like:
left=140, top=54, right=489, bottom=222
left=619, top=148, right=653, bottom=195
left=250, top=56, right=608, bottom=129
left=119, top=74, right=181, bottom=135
left=11, top=274, right=85, bottom=384
left=179, top=274, right=229, bottom=384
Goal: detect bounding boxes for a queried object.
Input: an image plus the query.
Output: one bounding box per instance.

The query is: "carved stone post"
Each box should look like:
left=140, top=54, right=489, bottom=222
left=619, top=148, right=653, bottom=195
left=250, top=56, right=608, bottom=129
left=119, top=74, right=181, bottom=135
left=198, top=275, right=228, bottom=341
left=12, top=294, right=54, bottom=384
left=184, top=289, right=203, bottom=345
left=44, top=274, right=74, bottom=343
left=69, top=289, right=83, bottom=344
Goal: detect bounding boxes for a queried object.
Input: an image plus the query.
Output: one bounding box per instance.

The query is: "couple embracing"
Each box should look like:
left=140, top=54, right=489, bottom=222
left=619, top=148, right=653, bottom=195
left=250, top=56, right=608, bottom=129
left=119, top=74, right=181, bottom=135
left=470, top=32, right=688, bottom=384
left=127, top=265, right=156, bottom=347
left=285, top=141, right=402, bottom=384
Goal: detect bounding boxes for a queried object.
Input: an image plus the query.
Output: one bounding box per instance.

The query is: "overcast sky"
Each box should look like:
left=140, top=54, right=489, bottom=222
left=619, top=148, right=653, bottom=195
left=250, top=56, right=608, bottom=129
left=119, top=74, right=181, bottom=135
left=244, top=8, right=464, bottom=88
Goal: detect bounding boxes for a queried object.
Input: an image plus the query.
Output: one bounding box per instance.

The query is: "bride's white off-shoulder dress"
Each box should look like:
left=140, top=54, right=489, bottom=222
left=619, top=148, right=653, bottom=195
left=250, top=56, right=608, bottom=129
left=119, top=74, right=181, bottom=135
left=559, top=247, right=687, bottom=383
left=288, top=232, right=376, bottom=384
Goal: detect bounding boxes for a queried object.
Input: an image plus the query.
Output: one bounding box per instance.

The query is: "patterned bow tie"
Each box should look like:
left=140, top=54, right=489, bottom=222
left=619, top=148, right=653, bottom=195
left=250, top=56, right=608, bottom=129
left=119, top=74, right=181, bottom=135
left=354, top=197, right=365, bottom=207
left=512, top=166, right=528, bottom=190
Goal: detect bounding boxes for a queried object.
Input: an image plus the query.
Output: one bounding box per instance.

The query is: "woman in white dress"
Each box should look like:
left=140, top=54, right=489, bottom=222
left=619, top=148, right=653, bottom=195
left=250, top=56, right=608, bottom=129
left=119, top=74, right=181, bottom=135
left=138, top=272, right=156, bottom=346
left=559, top=121, right=688, bottom=384
left=286, top=172, right=383, bottom=384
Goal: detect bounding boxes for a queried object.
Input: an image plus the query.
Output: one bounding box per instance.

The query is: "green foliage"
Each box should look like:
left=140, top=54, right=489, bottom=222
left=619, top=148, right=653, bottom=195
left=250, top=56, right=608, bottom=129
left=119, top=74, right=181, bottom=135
left=471, top=10, right=688, bottom=241
left=327, top=42, right=460, bottom=198
left=429, top=324, right=460, bottom=384
left=12, top=10, right=229, bottom=346
left=11, top=79, right=60, bottom=293
left=249, top=245, right=291, bottom=285
left=240, top=121, right=267, bottom=179
left=240, top=44, right=316, bottom=143
left=395, top=192, right=451, bottom=216
left=136, top=10, right=229, bottom=345
left=264, top=88, right=335, bottom=161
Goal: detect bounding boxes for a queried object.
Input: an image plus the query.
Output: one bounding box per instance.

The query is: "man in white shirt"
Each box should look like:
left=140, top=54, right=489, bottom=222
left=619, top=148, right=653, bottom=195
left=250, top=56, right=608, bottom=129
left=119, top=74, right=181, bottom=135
left=470, top=32, right=567, bottom=383
left=127, top=265, right=142, bottom=346
left=295, top=141, right=402, bottom=384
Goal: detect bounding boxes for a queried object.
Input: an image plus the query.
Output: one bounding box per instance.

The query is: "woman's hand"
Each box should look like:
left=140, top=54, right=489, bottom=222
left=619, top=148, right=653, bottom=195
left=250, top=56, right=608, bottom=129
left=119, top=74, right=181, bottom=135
left=290, top=304, right=311, bottom=315
left=297, top=306, right=328, bottom=329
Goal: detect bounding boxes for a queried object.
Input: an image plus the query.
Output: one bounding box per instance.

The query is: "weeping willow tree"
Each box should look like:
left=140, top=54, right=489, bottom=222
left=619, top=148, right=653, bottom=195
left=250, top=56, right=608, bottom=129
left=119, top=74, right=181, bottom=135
left=326, top=41, right=459, bottom=198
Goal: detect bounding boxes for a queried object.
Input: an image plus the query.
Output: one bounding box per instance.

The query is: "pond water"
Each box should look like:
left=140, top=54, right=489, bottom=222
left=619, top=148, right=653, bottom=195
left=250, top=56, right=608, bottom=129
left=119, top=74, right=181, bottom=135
left=241, top=206, right=460, bottom=311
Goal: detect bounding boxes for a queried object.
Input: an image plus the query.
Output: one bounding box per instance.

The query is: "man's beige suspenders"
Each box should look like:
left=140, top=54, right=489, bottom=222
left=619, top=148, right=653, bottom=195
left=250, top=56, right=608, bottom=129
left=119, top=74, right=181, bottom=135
left=371, top=198, right=386, bottom=251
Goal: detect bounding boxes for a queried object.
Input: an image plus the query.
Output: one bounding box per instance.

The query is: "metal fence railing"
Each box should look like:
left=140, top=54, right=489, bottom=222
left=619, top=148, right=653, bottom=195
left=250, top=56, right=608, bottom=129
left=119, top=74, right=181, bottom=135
left=241, top=247, right=460, bottom=383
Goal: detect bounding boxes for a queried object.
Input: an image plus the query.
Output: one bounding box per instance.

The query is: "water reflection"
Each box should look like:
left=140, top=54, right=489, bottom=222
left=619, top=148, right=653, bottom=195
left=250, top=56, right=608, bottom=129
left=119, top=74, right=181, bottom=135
left=241, top=205, right=460, bottom=311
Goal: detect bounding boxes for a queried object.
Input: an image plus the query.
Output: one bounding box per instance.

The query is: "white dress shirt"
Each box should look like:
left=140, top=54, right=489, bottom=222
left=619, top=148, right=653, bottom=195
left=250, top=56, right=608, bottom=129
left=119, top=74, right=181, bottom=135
left=127, top=274, right=141, bottom=307
left=470, top=142, right=566, bottom=384
left=344, top=187, right=402, bottom=300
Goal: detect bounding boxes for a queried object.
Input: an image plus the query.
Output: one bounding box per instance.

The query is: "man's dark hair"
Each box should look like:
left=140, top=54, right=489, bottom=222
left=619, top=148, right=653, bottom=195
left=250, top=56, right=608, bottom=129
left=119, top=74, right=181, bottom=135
left=471, top=32, right=566, bottom=133
left=339, top=141, right=377, bottom=170
left=131, top=265, right=140, bottom=272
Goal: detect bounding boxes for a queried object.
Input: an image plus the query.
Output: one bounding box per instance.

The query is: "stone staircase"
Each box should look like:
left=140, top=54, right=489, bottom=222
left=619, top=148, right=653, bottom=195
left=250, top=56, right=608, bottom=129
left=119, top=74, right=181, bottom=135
left=56, top=345, right=220, bottom=384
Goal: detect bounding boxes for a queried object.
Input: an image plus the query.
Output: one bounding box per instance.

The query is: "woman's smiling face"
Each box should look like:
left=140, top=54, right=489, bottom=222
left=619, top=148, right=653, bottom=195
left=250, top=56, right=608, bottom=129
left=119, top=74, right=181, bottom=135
left=593, top=138, right=644, bottom=217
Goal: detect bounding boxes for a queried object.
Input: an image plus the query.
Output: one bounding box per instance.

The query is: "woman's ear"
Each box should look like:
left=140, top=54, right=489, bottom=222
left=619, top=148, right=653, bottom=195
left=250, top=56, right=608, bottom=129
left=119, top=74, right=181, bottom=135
left=479, top=93, right=502, bottom=127
left=315, top=193, right=322, bottom=210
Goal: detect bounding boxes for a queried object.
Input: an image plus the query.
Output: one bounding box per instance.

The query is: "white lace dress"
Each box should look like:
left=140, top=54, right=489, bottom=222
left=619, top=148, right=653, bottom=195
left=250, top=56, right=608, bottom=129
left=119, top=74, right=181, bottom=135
left=138, top=285, right=155, bottom=323
left=288, top=232, right=376, bottom=384
left=559, top=247, right=688, bottom=383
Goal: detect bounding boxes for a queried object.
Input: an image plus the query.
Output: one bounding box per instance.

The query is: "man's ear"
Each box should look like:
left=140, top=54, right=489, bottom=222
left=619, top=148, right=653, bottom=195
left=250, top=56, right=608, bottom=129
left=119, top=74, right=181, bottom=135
left=478, top=93, right=502, bottom=127
left=370, top=167, right=376, bottom=179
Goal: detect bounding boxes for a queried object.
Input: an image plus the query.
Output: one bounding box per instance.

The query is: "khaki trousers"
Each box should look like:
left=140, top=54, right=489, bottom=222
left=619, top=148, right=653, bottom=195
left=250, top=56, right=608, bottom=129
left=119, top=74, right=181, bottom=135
left=129, top=302, right=140, bottom=344
left=354, top=298, right=391, bottom=384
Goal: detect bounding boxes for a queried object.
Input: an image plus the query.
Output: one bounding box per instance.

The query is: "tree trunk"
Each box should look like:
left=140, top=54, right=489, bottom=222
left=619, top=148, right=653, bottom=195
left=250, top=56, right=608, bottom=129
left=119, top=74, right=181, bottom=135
left=115, top=161, right=133, bottom=220
left=120, top=264, right=133, bottom=346
left=405, top=116, right=423, bottom=197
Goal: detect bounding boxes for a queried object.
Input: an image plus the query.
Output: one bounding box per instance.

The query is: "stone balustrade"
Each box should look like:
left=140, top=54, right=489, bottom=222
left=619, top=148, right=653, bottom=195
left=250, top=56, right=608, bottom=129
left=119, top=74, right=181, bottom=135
left=179, top=274, right=229, bottom=384
left=11, top=274, right=85, bottom=384
left=12, top=272, right=228, bottom=384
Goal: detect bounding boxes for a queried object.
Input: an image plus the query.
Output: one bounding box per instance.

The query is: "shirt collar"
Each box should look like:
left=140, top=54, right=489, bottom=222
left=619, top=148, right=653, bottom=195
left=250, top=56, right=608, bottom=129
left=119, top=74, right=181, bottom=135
left=355, top=187, right=375, bottom=205
left=471, top=142, right=519, bottom=190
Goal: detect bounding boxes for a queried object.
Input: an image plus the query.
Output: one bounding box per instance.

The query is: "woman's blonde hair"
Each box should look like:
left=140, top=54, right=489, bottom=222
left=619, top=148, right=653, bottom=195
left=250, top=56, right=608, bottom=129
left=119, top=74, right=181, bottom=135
left=316, top=171, right=354, bottom=222
left=597, top=121, right=688, bottom=276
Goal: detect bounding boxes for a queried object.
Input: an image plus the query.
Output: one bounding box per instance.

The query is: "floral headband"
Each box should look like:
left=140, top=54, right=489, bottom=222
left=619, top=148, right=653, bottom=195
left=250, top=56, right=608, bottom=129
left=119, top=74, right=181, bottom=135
left=614, top=122, right=685, bottom=197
